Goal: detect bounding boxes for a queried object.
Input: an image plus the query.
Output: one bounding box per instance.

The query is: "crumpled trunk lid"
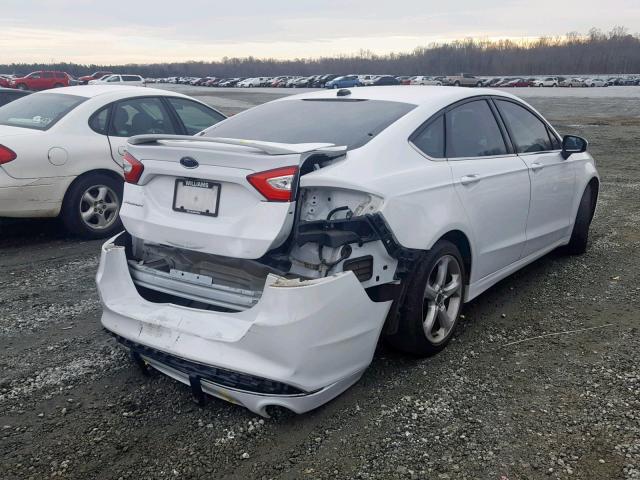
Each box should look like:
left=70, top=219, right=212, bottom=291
left=120, top=136, right=341, bottom=259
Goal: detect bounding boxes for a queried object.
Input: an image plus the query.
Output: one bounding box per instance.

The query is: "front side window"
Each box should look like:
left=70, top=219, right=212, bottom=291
left=109, top=97, right=176, bottom=137
left=167, top=97, right=225, bottom=135
left=495, top=100, right=553, bottom=153
left=29, top=72, right=41, bottom=79
left=107, top=76, right=120, bottom=83
left=0, top=93, right=86, bottom=130
left=43, top=72, right=54, bottom=79
left=203, top=98, right=416, bottom=150
left=411, top=115, right=444, bottom=158
left=446, top=100, right=507, bottom=158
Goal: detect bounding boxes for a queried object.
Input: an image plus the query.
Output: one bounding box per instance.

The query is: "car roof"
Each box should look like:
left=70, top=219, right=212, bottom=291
left=279, top=85, right=522, bottom=109
left=31, top=85, right=184, bottom=100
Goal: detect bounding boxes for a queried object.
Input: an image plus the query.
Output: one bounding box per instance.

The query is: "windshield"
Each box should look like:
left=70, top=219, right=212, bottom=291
left=0, top=93, right=86, bottom=130
left=203, top=98, right=416, bottom=150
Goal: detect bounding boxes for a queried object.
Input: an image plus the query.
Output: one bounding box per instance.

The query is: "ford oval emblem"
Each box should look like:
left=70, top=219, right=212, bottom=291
left=180, top=157, right=199, bottom=169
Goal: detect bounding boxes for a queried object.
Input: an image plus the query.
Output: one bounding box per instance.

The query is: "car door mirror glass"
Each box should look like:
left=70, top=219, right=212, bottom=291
left=561, top=135, right=587, bottom=159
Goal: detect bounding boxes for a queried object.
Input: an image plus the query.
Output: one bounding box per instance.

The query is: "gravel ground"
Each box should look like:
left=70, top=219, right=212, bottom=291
left=1, top=87, right=639, bottom=480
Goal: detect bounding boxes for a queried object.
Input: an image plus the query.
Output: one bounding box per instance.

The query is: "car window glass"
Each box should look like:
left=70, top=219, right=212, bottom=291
left=55, top=73, right=65, bottom=78
left=495, top=100, right=553, bottom=153
left=204, top=99, right=416, bottom=150
left=30, top=73, right=41, bottom=79
left=411, top=115, right=445, bottom=158
left=89, top=105, right=110, bottom=135
left=110, top=97, right=176, bottom=137
left=167, top=97, right=225, bottom=135
left=0, top=93, right=86, bottom=131
left=107, top=76, right=120, bottom=82
left=447, top=100, right=507, bottom=158
left=43, top=72, right=54, bottom=78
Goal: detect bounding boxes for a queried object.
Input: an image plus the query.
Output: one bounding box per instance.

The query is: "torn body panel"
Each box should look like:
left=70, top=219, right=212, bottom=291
left=96, top=233, right=392, bottom=416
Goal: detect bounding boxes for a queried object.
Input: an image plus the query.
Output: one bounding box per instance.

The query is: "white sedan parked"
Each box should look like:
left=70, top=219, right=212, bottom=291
left=584, top=78, right=607, bottom=87
left=0, top=85, right=225, bottom=237
left=97, top=86, right=599, bottom=416
left=411, top=76, right=443, bottom=85
left=89, top=74, right=146, bottom=87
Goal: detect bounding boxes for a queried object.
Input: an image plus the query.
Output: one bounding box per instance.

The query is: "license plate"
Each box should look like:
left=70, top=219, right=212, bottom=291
left=172, top=179, right=220, bottom=217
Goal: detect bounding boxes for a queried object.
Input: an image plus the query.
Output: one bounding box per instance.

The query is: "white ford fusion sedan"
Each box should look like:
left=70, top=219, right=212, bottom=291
left=96, top=86, right=599, bottom=416
left=0, top=85, right=225, bottom=238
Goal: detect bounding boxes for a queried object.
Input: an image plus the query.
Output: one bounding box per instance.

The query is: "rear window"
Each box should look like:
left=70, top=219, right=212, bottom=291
left=203, top=99, right=416, bottom=150
left=0, top=93, right=86, bottom=130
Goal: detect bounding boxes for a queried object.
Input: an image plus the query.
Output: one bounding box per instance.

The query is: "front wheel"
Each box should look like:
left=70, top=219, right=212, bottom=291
left=17, top=83, right=28, bottom=90
left=61, top=173, right=123, bottom=239
left=453, top=81, right=461, bottom=87
left=387, top=240, right=465, bottom=356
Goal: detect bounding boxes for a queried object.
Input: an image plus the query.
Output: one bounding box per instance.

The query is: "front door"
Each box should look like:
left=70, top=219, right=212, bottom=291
left=493, top=99, right=575, bottom=256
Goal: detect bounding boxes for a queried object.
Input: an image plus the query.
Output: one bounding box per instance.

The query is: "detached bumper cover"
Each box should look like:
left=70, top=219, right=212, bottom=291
left=96, top=233, right=392, bottom=416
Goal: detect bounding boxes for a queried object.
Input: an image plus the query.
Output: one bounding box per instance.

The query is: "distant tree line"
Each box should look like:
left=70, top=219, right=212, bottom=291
left=2, top=27, right=639, bottom=78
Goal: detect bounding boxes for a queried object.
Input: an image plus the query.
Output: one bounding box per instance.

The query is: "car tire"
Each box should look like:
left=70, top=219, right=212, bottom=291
left=387, top=240, right=466, bottom=356
left=61, top=173, right=123, bottom=239
left=453, top=81, right=461, bottom=87
left=564, top=184, right=595, bottom=255
left=17, top=83, right=28, bottom=90
left=476, top=81, right=482, bottom=87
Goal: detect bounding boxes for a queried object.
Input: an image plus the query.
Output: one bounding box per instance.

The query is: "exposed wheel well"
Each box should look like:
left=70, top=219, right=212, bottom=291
left=61, top=169, right=124, bottom=210
left=439, top=230, right=472, bottom=283
left=587, top=177, right=599, bottom=219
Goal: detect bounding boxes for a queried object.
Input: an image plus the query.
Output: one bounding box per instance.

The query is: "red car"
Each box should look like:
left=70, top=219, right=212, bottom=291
left=78, top=71, right=113, bottom=85
left=503, top=78, right=533, bottom=87
left=0, top=76, right=12, bottom=88
left=10, top=71, right=70, bottom=91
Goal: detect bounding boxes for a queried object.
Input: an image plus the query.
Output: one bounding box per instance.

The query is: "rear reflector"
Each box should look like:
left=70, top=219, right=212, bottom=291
left=247, top=166, right=298, bottom=202
left=343, top=255, right=374, bottom=282
left=123, top=151, right=144, bottom=184
left=0, top=145, right=17, bottom=165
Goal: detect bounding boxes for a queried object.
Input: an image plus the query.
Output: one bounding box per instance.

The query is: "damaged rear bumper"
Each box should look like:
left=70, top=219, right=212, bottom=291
left=96, top=233, right=392, bottom=416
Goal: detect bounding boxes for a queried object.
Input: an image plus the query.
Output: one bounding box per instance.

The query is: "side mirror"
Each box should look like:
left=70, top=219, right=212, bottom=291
left=561, top=135, right=588, bottom=159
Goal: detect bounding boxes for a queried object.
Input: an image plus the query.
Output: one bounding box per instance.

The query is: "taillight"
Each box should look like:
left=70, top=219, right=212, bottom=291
left=122, top=151, right=144, bottom=184
left=0, top=145, right=17, bottom=165
left=247, top=166, right=298, bottom=202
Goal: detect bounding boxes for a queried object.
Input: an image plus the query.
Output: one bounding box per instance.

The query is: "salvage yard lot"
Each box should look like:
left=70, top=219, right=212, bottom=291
left=1, top=87, right=639, bottom=480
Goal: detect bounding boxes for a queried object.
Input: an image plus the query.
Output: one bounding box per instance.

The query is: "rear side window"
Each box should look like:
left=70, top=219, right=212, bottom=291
left=411, top=115, right=445, bottom=158
left=203, top=99, right=416, bottom=150
left=89, top=105, right=110, bottom=134
left=495, top=100, right=553, bottom=153
left=55, top=72, right=65, bottom=78
left=446, top=100, right=507, bottom=158
left=167, top=97, right=225, bottom=135
left=43, top=72, right=54, bottom=78
left=0, top=93, right=86, bottom=130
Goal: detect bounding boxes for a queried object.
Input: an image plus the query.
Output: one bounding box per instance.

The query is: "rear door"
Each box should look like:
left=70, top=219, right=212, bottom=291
left=493, top=98, right=575, bottom=256
left=107, top=96, right=179, bottom=166
left=446, top=98, right=531, bottom=281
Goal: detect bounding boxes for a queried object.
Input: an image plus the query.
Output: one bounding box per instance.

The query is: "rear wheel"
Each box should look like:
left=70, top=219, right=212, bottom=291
left=61, top=173, right=123, bottom=239
left=453, top=81, right=461, bottom=87
left=387, top=240, right=465, bottom=356
left=564, top=184, right=595, bottom=255
left=17, top=83, right=28, bottom=90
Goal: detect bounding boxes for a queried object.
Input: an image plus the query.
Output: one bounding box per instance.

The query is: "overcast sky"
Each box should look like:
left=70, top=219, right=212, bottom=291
left=1, top=0, right=639, bottom=64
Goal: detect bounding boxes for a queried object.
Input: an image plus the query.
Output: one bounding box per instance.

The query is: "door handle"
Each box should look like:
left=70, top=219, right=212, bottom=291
left=531, top=162, right=544, bottom=171
left=460, top=174, right=480, bottom=185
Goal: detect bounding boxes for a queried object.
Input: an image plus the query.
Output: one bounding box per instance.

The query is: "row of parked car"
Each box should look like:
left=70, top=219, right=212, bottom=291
left=0, top=71, right=147, bottom=91
left=152, top=73, right=640, bottom=89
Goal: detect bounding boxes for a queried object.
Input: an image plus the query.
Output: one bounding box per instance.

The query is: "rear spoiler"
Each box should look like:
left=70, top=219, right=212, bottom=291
left=128, top=134, right=347, bottom=156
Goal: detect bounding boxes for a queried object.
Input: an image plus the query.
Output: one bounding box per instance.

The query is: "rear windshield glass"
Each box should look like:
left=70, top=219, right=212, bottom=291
left=0, top=93, right=86, bottom=130
left=203, top=99, right=416, bottom=150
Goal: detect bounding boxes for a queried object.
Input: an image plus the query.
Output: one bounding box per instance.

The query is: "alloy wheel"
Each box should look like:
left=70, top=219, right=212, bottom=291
left=79, top=185, right=120, bottom=230
left=422, top=255, right=463, bottom=344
